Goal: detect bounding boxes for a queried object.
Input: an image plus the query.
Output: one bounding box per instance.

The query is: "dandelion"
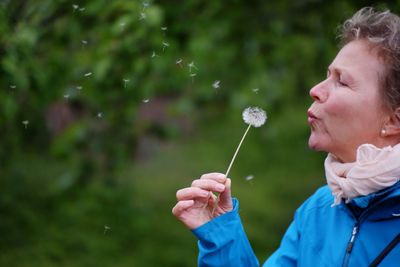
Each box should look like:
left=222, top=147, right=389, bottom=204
left=226, top=107, right=266, bottom=175
left=252, top=88, right=259, bottom=94
left=22, top=120, right=29, bottom=129
left=81, top=40, right=88, bottom=47
left=84, top=72, right=92, bottom=77
left=104, top=225, right=111, bottom=234
left=143, top=99, right=150, bottom=103
left=142, top=2, right=150, bottom=10
left=10, top=85, right=16, bottom=89
left=151, top=51, right=159, bottom=58
left=79, top=7, right=85, bottom=12
left=162, top=41, right=169, bottom=51
left=212, top=106, right=267, bottom=214
left=139, top=12, right=147, bottom=20
left=97, top=112, right=103, bottom=118
left=72, top=4, right=79, bottom=11
left=161, top=26, right=167, bottom=31
left=76, top=86, right=83, bottom=90
left=212, top=80, right=221, bottom=89
left=188, top=61, right=198, bottom=73
left=176, top=58, right=183, bottom=67
left=242, top=106, right=267, bottom=128
left=190, top=73, right=197, bottom=83
left=245, top=175, right=254, bottom=181
left=123, top=79, right=130, bottom=88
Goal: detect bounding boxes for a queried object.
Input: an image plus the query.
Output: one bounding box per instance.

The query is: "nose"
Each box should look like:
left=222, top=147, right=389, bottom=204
left=309, top=80, right=329, bottom=102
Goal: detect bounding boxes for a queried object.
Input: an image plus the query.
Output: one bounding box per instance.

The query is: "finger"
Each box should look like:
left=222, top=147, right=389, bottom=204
left=191, top=179, right=225, bottom=192
left=219, top=178, right=233, bottom=210
left=176, top=187, right=210, bottom=200
left=200, top=172, right=227, bottom=183
left=172, top=200, right=195, bottom=216
left=207, top=192, right=217, bottom=205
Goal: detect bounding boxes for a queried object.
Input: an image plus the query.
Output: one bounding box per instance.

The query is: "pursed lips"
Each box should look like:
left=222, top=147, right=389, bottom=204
left=307, top=109, right=319, bottom=125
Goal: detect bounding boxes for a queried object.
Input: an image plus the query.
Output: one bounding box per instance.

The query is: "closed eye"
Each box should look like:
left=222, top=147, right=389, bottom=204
left=338, top=80, right=348, bottom=87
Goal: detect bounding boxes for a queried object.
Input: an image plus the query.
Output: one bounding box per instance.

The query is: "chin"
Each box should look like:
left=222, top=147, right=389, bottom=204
left=308, top=136, right=325, bottom=152
left=308, top=141, right=319, bottom=151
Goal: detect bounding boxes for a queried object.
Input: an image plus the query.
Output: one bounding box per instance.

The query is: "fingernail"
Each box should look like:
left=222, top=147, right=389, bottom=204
left=216, top=184, right=225, bottom=191
left=217, top=174, right=226, bottom=179
left=201, top=191, right=209, bottom=197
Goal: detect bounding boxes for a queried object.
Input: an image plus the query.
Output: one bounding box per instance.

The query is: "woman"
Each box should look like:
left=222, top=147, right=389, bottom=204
left=172, top=7, right=400, bottom=266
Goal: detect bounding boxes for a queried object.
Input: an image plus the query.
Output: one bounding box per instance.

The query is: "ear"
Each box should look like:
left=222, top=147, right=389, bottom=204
left=383, top=107, right=400, bottom=136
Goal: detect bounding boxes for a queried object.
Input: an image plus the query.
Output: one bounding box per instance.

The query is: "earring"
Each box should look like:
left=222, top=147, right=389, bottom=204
left=381, top=129, right=387, bottom=136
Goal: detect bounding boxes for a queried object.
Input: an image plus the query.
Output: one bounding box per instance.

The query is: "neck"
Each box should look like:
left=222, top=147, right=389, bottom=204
left=335, top=139, right=400, bottom=163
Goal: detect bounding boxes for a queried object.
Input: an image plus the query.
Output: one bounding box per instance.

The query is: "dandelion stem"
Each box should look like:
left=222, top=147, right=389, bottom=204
left=212, top=124, right=252, bottom=215
left=225, top=124, right=252, bottom=177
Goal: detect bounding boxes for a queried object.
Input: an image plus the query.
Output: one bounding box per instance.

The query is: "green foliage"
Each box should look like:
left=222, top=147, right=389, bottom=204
left=1, top=0, right=399, bottom=266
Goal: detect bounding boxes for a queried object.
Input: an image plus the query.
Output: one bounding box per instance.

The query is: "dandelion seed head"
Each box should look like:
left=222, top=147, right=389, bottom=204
left=79, top=7, right=85, bottom=12
left=252, top=88, right=259, bottom=94
left=161, top=27, right=167, bottom=31
left=72, top=4, right=79, bottom=10
left=143, top=99, right=150, bottom=103
left=10, top=85, right=16, bottom=89
left=84, top=72, right=92, bottom=77
left=242, top=107, right=267, bottom=127
left=76, top=86, right=82, bottom=90
left=81, top=40, right=88, bottom=45
left=97, top=112, right=103, bottom=118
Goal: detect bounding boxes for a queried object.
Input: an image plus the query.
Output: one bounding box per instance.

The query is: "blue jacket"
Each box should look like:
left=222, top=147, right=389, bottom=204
left=192, top=183, right=400, bottom=266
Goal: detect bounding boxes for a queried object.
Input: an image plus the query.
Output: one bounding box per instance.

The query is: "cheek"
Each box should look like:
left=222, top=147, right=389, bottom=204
left=324, top=100, right=353, bottom=120
left=324, top=93, right=371, bottom=120
left=325, top=96, right=381, bottom=136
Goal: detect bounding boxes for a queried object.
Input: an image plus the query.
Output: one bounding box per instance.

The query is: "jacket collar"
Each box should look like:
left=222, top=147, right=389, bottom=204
left=343, top=181, right=400, bottom=221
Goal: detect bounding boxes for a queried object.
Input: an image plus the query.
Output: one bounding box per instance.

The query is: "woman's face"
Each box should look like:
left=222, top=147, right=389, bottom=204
left=308, top=40, right=388, bottom=162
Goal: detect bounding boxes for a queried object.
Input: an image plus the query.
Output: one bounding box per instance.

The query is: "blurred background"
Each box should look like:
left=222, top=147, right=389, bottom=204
left=1, top=0, right=399, bottom=266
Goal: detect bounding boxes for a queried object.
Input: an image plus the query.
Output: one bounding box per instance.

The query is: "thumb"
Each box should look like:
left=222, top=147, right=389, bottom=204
left=219, top=178, right=233, bottom=210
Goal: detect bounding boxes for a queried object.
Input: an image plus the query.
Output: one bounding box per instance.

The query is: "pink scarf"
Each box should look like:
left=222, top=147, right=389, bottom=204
left=325, top=143, right=400, bottom=206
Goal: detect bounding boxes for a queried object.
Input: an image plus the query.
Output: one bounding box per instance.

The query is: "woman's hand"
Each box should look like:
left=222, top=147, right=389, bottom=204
left=172, top=172, right=233, bottom=230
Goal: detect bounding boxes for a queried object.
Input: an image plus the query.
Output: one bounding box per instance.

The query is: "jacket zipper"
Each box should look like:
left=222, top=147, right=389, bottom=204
left=342, top=222, right=359, bottom=267
left=339, top=183, right=400, bottom=266
left=340, top=195, right=386, bottom=267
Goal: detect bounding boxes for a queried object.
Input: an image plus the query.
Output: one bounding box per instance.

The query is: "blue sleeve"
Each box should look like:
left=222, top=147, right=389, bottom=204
left=262, top=217, right=299, bottom=267
left=191, top=198, right=260, bottom=267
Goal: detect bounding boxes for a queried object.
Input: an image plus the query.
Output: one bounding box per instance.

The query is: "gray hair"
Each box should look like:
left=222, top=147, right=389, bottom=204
left=339, top=7, right=400, bottom=111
